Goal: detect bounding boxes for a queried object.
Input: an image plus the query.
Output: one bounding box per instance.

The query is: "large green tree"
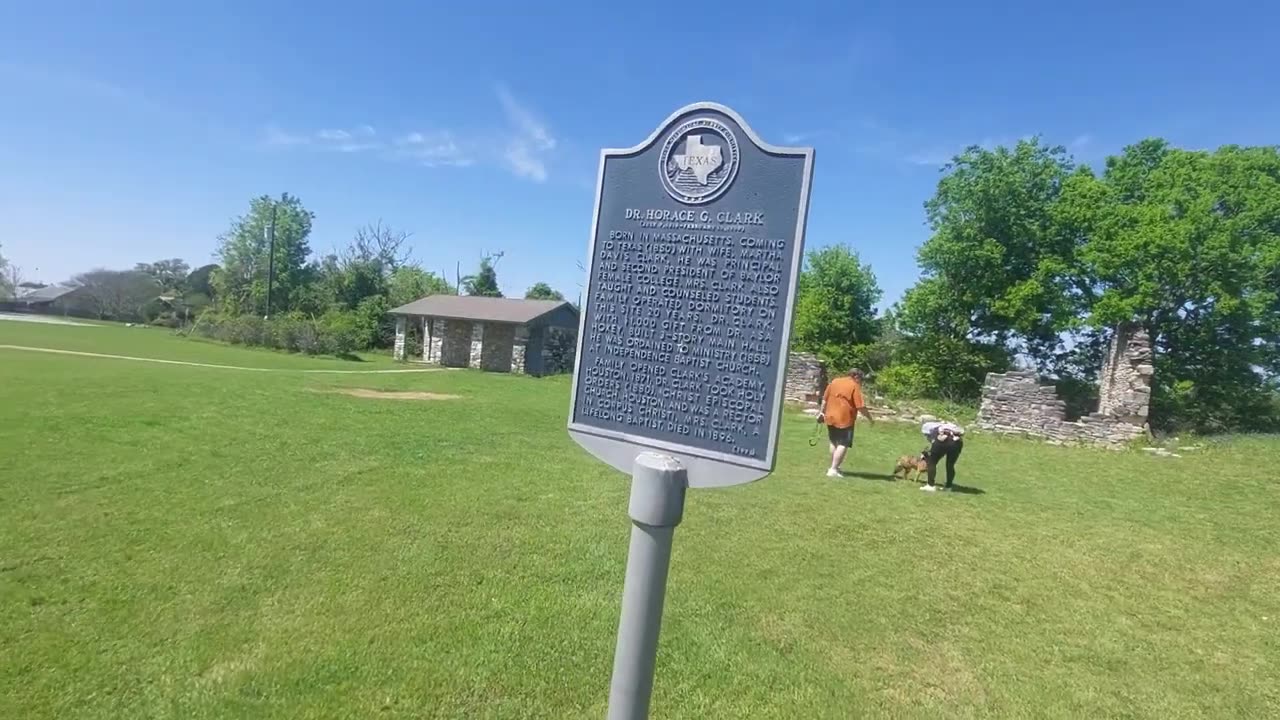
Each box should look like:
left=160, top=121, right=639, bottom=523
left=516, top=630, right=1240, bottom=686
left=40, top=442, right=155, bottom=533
left=71, top=269, right=158, bottom=321
left=903, top=138, right=1090, bottom=366
left=212, top=193, right=314, bottom=315
left=134, top=259, right=190, bottom=294
left=524, top=282, right=564, bottom=301
left=791, top=244, right=882, bottom=372
left=1071, top=140, right=1280, bottom=431
left=899, top=136, right=1280, bottom=430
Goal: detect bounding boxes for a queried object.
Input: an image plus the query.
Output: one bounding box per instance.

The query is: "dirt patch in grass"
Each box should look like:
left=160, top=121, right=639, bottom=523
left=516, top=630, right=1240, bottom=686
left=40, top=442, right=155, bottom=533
left=323, top=388, right=461, bottom=401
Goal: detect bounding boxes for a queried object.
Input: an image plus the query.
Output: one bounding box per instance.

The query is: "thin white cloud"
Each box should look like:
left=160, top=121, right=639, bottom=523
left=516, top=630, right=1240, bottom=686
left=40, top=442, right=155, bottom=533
left=393, top=131, right=473, bottom=167
left=263, top=126, right=383, bottom=153
left=496, top=85, right=555, bottom=152
left=495, top=85, right=556, bottom=183
left=264, top=127, right=311, bottom=147
left=503, top=142, right=548, bottom=182
left=261, top=86, right=554, bottom=181
left=783, top=133, right=806, bottom=144
left=336, top=142, right=380, bottom=153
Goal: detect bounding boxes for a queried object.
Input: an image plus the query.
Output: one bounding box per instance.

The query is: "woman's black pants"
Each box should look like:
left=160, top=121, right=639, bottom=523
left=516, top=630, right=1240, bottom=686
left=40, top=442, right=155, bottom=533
left=926, top=437, right=963, bottom=488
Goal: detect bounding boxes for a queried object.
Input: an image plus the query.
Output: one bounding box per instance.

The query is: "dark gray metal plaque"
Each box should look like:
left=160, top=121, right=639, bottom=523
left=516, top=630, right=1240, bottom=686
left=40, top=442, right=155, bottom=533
left=568, top=102, right=814, bottom=488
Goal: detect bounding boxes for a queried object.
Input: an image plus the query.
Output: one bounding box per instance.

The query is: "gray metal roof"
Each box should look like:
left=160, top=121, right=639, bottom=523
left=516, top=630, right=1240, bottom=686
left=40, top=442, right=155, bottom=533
left=14, top=284, right=80, bottom=303
left=388, top=295, right=576, bottom=325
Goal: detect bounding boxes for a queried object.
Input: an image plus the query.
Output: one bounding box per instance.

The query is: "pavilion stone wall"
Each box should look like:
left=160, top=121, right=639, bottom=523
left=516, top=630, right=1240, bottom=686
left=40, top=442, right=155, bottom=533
left=541, top=327, right=577, bottom=375
left=468, top=323, right=483, bottom=369
left=424, top=318, right=438, bottom=362
left=512, top=326, right=528, bottom=374
left=438, top=319, right=473, bottom=368
left=393, top=316, right=406, bottom=361
left=479, top=322, right=515, bottom=373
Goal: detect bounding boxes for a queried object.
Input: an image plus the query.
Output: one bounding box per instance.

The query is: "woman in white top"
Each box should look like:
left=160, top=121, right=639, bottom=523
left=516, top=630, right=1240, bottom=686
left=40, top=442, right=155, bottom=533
left=920, top=421, right=965, bottom=492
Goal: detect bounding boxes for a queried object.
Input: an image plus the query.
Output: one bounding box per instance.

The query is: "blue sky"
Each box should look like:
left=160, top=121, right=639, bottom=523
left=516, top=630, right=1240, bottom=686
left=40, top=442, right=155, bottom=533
left=1, top=0, right=1276, bottom=308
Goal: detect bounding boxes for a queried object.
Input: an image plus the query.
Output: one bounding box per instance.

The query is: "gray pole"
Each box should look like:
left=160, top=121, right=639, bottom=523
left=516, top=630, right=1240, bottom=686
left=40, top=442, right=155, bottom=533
left=265, top=200, right=278, bottom=319
left=607, top=452, right=688, bottom=720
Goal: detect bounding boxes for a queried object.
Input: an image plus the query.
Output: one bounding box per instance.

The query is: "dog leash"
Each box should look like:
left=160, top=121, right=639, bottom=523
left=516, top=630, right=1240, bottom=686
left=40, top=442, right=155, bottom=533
left=809, top=416, right=822, bottom=446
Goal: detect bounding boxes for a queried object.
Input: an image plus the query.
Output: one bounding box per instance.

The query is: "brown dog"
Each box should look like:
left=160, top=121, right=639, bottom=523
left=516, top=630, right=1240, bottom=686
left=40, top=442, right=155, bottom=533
left=892, top=451, right=929, bottom=482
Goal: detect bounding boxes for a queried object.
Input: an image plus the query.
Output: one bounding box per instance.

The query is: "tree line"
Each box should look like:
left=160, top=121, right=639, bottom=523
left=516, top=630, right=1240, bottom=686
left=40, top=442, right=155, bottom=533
left=5, top=193, right=569, bottom=355
left=7, top=134, right=1276, bottom=432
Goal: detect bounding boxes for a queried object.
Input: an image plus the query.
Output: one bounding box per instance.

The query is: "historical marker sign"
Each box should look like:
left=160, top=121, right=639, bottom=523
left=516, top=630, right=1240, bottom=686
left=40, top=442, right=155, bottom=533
left=569, top=102, right=814, bottom=488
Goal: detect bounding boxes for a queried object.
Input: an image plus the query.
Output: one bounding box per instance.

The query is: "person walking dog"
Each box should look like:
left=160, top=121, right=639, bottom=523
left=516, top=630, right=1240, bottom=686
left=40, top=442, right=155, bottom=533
left=818, top=369, right=874, bottom=477
left=920, top=420, right=965, bottom=492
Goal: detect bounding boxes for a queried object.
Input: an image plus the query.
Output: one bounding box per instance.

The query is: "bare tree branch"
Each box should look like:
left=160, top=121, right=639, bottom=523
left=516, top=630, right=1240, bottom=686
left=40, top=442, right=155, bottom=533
left=347, top=219, right=413, bottom=271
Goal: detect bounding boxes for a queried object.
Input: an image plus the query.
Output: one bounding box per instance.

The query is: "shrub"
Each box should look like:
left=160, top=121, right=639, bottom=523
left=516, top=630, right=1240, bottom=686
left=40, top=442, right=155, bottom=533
left=191, top=310, right=367, bottom=358
left=872, top=363, right=940, bottom=400
left=149, top=312, right=180, bottom=329
left=354, top=296, right=390, bottom=350
left=319, top=310, right=360, bottom=356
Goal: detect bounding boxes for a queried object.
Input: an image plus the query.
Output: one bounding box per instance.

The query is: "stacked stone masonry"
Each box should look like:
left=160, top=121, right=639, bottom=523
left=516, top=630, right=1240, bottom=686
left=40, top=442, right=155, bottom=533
left=479, top=322, right=515, bottom=372
left=1097, top=323, right=1155, bottom=425
left=976, top=324, right=1152, bottom=448
left=784, top=353, right=827, bottom=407
left=392, top=316, right=407, bottom=361
left=425, top=318, right=438, bottom=362
left=468, top=323, right=484, bottom=369
left=511, top=342, right=527, bottom=374
left=438, top=319, right=473, bottom=368
left=542, top=327, right=576, bottom=375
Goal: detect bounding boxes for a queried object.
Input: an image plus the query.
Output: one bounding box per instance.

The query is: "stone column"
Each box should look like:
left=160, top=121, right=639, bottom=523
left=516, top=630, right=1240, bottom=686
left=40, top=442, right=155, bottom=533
left=393, top=316, right=406, bottom=361
left=469, top=322, right=484, bottom=369
left=421, top=317, right=430, bottom=362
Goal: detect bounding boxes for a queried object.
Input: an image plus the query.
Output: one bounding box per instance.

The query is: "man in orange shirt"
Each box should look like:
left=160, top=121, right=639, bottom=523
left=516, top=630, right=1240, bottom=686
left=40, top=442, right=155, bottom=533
left=818, top=368, right=874, bottom=477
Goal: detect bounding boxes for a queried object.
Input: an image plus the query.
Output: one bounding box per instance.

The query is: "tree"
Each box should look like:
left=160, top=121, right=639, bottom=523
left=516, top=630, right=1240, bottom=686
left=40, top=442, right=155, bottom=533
left=791, top=244, right=882, bottom=372
left=462, top=255, right=503, bottom=297
left=348, top=220, right=412, bottom=272
left=212, top=193, right=314, bottom=315
left=72, top=269, right=158, bottom=321
left=1073, top=141, right=1280, bottom=431
left=908, top=138, right=1089, bottom=368
left=134, top=259, right=190, bottom=294
left=898, top=135, right=1280, bottom=429
left=186, top=264, right=218, bottom=295
left=388, top=266, right=453, bottom=307
left=0, top=244, right=19, bottom=299
left=524, top=282, right=564, bottom=301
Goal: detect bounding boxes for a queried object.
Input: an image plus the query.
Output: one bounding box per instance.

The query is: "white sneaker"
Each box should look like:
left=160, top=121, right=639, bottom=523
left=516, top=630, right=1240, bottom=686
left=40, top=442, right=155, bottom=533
left=826, top=468, right=842, bottom=478
left=920, top=485, right=937, bottom=492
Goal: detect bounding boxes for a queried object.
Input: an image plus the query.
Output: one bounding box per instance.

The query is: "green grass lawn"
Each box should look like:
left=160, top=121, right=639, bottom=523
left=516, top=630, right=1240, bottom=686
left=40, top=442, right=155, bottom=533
left=2, top=320, right=1277, bottom=719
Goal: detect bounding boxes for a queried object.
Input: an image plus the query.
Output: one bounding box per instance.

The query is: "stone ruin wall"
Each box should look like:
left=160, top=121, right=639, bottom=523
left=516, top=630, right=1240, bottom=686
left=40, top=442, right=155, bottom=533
left=784, top=325, right=1153, bottom=449
left=976, top=324, right=1153, bottom=448
left=784, top=353, right=828, bottom=407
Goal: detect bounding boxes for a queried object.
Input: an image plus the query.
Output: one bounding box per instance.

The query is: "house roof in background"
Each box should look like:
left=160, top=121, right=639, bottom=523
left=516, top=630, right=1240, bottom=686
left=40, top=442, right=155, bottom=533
left=14, top=284, right=79, bottom=303
left=388, top=295, right=576, bottom=325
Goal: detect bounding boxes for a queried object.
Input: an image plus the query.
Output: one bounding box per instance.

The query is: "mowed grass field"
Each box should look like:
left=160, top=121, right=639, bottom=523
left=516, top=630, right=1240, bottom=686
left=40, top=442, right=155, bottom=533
left=1, top=320, right=1277, bottom=719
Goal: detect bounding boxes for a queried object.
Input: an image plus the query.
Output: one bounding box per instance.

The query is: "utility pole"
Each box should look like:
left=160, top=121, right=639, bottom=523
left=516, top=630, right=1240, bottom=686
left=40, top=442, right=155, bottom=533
left=264, top=198, right=278, bottom=319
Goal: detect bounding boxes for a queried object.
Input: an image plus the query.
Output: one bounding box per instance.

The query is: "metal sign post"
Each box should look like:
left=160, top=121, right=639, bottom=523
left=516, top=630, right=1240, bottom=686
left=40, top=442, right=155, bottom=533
left=568, top=102, right=814, bottom=718
left=607, top=453, right=687, bottom=720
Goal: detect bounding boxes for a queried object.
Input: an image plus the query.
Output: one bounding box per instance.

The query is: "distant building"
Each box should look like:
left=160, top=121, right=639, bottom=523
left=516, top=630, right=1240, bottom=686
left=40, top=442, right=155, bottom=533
left=0, top=284, right=83, bottom=313
left=388, top=295, right=579, bottom=375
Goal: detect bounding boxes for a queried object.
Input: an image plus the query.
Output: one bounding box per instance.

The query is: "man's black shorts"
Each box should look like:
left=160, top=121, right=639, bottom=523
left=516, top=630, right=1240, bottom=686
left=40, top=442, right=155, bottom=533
left=827, top=425, right=854, bottom=448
